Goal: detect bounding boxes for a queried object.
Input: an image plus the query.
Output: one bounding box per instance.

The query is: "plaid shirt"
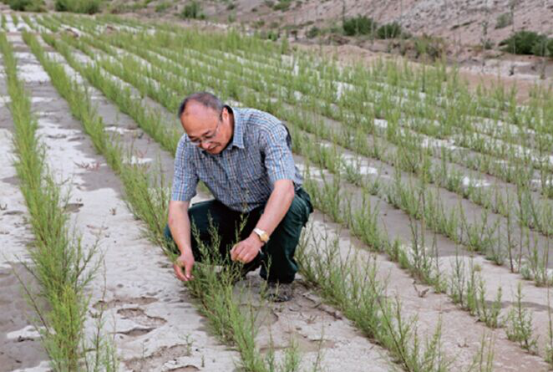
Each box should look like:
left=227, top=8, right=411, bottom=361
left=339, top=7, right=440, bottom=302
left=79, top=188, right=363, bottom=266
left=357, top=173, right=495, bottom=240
left=171, top=106, right=302, bottom=212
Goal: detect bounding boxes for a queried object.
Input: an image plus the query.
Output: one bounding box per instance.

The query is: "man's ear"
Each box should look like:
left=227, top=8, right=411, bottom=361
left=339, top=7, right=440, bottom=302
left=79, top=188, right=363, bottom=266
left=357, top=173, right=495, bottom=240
left=221, top=106, right=229, bottom=121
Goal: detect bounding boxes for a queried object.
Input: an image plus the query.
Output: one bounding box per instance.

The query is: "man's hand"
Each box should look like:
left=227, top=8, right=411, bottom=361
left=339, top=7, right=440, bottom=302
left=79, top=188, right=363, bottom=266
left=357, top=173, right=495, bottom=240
left=173, top=250, right=195, bottom=281
left=230, top=235, right=263, bottom=264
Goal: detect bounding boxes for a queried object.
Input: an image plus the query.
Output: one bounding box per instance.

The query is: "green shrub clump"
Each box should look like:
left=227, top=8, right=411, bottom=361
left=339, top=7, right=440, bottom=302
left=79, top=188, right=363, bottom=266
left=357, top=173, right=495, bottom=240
left=7, top=0, right=45, bottom=11
left=273, top=0, right=291, bottom=11
left=180, top=1, right=205, bottom=19
left=531, top=37, right=553, bottom=57
left=495, top=12, right=513, bottom=29
left=342, top=16, right=376, bottom=36
left=499, top=30, right=548, bottom=55
left=155, top=1, right=170, bottom=12
left=413, top=35, right=446, bottom=60
left=55, top=0, right=102, bottom=14
left=306, top=26, right=320, bottom=39
left=376, top=22, right=405, bottom=39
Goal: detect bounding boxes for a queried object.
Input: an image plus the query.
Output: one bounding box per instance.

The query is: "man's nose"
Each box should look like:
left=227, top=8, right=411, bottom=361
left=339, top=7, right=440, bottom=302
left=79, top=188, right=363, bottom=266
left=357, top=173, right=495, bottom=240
left=200, top=141, right=211, bottom=150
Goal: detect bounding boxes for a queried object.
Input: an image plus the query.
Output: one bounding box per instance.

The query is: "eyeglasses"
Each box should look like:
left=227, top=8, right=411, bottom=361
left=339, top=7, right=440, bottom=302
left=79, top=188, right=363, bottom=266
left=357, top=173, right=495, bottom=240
left=189, top=119, right=221, bottom=146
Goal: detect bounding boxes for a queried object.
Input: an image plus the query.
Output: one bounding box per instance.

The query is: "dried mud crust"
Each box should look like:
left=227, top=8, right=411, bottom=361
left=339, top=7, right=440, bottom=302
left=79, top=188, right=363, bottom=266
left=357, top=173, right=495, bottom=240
left=13, top=29, right=401, bottom=371
left=232, top=275, right=393, bottom=371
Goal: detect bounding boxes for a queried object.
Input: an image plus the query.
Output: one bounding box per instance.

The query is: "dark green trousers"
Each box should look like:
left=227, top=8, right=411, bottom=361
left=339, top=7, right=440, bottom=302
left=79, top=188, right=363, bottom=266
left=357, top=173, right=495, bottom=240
left=164, top=188, right=313, bottom=284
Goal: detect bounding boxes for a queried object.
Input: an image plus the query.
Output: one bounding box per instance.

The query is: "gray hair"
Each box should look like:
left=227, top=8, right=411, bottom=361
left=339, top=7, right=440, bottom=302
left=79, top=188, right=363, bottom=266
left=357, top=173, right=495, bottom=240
left=177, top=92, right=224, bottom=119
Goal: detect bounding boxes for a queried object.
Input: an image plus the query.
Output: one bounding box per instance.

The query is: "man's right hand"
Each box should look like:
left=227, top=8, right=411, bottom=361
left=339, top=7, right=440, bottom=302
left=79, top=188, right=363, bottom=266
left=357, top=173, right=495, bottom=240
left=173, top=250, right=195, bottom=282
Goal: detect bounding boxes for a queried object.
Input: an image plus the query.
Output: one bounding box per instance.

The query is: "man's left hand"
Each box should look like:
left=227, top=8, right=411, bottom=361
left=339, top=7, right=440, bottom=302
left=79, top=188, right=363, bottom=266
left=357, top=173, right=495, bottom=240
left=230, top=235, right=263, bottom=264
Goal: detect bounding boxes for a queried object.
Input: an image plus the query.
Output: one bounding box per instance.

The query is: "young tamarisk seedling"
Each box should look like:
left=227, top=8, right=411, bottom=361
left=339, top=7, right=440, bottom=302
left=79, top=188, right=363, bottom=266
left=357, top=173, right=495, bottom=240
left=545, top=287, right=553, bottom=365
left=449, top=255, right=502, bottom=329
left=506, top=283, right=538, bottom=354
left=469, top=331, right=496, bottom=372
left=520, top=232, right=552, bottom=287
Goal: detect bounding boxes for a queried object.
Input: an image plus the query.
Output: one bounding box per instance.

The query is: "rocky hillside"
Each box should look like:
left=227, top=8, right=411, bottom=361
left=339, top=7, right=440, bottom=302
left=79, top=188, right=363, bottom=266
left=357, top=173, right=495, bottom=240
left=119, top=0, right=553, bottom=48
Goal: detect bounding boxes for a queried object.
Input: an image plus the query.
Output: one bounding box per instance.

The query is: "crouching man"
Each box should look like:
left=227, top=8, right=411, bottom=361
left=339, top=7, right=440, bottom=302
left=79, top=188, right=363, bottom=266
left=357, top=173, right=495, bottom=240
left=164, top=92, right=313, bottom=302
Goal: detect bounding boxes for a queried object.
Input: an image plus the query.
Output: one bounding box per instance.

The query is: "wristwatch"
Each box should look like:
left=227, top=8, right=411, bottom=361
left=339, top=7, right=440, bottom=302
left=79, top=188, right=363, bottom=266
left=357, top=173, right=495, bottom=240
left=253, top=228, right=270, bottom=243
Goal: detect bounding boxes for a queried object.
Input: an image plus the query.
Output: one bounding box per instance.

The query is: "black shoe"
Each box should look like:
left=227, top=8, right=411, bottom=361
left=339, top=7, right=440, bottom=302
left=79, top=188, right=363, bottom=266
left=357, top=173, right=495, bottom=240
left=266, top=282, right=293, bottom=302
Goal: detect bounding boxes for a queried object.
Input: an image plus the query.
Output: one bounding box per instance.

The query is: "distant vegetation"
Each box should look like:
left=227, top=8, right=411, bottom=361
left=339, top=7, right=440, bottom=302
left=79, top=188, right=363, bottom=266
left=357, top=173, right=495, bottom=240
left=376, top=22, right=408, bottom=39
left=305, top=14, right=447, bottom=60
left=411, top=34, right=446, bottom=60
left=306, top=26, right=320, bottom=39
left=495, top=12, right=513, bottom=29
left=0, top=0, right=101, bottom=16
left=180, top=1, right=205, bottom=19
left=155, top=1, right=170, bottom=13
left=342, top=15, right=376, bottom=36
left=264, top=0, right=292, bottom=12
left=55, top=0, right=102, bottom=14
left=500, top=31, right=553, bottom=57
left=2, top=0, right=45, bottom=12
left=342, top=16, right=409, bottom=40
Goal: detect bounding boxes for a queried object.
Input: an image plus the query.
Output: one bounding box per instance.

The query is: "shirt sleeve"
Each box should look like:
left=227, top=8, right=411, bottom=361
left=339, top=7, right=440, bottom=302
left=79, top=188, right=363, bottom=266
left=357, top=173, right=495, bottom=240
left=171, top=137, right=199, bottom=202
left=262, top=123, right=296, bottom=185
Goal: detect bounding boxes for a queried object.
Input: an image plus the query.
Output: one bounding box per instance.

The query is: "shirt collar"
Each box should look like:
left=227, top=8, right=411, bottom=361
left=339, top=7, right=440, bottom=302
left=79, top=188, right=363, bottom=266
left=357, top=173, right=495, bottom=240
left=227, top=105, right=245, bottom=150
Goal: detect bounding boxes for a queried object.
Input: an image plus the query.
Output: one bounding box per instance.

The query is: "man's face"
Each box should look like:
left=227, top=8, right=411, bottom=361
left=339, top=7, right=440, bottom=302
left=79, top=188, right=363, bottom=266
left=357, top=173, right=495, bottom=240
left=181, top=103, right=230, bottom=155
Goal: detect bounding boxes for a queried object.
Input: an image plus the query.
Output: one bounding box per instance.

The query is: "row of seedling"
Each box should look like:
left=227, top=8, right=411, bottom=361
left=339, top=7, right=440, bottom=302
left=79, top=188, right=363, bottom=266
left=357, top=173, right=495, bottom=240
left=0, top=31, right=117, bottom=371
left=86, top=13, right=553, bottom=154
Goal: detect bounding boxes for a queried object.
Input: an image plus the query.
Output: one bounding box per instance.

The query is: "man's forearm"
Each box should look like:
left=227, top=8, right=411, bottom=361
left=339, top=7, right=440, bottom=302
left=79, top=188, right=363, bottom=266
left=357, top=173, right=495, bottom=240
left=252, top=180, right=295, bottom=238
left=168, top=201, right=193, bottom=255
